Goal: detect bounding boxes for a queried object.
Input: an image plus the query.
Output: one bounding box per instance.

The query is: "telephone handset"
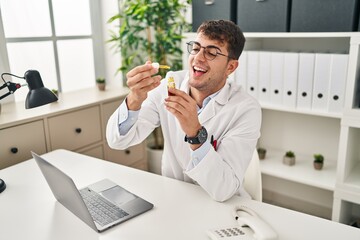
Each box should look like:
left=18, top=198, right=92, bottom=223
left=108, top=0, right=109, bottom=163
left=206, top=206, right=277, bottom=240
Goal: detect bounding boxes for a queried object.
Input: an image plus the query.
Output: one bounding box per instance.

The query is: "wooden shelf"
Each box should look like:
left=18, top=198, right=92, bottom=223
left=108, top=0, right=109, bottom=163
left=260, top=150, right=336, bottom=191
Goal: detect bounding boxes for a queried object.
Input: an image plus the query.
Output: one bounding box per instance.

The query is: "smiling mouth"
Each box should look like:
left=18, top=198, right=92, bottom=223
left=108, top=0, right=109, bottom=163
left=193, top=66, right=207, bottom=77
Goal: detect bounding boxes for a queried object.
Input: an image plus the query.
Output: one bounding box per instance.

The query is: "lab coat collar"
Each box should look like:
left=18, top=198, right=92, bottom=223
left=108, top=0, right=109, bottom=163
left=179, top=73, right=233, bottom=125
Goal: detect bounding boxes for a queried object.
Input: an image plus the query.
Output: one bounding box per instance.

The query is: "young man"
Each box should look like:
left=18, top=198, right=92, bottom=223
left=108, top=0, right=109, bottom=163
left=106, top=20, right=261, bottom=202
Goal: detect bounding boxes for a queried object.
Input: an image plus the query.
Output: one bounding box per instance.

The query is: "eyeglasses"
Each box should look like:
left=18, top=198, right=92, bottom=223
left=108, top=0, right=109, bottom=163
left=186, top=41, right=231, bottom=61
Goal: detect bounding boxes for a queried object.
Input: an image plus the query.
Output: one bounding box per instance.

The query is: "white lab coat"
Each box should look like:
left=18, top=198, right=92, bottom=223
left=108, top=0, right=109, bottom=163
left=106, top=70, right=261, bottom=202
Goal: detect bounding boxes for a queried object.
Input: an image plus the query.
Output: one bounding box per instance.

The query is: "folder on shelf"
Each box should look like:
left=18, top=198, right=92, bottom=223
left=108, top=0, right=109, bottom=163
left=270, top=52, right=284, bottom=105
left=297, top=53, right=315, bottom=111
left=328, top=53, right=348, bottom=113
left=258, top=51, right=271, bottom=103
left=246, top=51, right=259, bottom=99
left=235, top=51, right=247, bottom=90
left=312, top=53, right=332, bottom=112
left=282, top=52, right=299, bottom=108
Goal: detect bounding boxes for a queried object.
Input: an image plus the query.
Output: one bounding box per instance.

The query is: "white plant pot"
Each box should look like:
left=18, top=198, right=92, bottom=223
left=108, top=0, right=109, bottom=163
left=283, top=156, right=296, bottom=166
left=147, top=147, right=163, bottom=175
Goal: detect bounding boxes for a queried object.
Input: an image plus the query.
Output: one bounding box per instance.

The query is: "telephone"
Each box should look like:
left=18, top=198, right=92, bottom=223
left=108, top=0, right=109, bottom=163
left=206, top=206, right=277, bottom=240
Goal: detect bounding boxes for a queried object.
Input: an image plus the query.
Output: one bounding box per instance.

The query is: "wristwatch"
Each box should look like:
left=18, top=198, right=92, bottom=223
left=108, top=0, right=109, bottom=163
left=184, top=126, right=208, bottom=144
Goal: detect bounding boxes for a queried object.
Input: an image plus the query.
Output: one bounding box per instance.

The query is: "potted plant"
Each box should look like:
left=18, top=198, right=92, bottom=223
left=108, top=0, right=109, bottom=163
left=96, top=78, right=106, bottom=91
left=146, top=127, right=164, bottom=175
left=51, top=89, right=58, bottom=97
left=257, top=147, right=267, bottom=160
left=283, top=151, right=296, bottom=166
left=108, top=0, right=191, bottom=174
left=313, top=154, right=324, bottom=170
left=107, top=0, right=191, bottom=79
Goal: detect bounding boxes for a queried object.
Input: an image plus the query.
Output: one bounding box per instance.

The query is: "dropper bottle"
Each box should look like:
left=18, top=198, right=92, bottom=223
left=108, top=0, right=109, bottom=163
left=167, top=77, right=176, bottom=96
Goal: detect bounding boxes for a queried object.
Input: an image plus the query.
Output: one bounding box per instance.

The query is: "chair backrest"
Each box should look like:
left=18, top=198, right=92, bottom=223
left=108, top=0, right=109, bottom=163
left=243, top=150, right=262, bottom=201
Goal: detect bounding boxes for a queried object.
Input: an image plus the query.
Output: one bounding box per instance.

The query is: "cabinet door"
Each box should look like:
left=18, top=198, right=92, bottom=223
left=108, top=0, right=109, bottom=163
left=48, top=106, right=102, bottom=150
left=0, top=120, right=47, bottom=169
left=102, top=100, right=147, bottom=167
left=104, top=144, right=146, bottom=167
left=102, top=100, right=122, bottom=130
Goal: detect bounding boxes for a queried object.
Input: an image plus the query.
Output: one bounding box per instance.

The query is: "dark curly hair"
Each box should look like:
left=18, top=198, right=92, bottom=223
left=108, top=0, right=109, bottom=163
left=197, top=20, right=245, bottom=60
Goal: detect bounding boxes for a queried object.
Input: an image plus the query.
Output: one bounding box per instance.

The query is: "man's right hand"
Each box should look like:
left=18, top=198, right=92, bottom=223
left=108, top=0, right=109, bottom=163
left=126, top=62, right=162, bottom=110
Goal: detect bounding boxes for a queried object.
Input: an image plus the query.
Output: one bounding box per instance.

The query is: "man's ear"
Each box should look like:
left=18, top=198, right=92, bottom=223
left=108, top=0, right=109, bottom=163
left=226, top=59, right=239, bottom=76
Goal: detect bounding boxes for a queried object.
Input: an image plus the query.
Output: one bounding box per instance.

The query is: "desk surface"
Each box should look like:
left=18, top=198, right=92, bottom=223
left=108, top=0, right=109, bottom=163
left=1, top=149, right=359, bottom=240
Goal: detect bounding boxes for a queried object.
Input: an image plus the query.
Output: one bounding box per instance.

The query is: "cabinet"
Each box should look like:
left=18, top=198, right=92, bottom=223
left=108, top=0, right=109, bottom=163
left=0, top=86, right=147, bottom=171
left=101, top=100, right=147, bottom=170
left=48, top=106, right=102, bottom=151
left=0, top=120, right=47, bottom=168
left=182, top=32, right=360, bottom=225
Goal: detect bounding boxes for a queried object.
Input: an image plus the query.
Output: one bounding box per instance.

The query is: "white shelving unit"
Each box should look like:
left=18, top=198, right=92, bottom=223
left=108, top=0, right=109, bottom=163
left=183, top=32, right=360, bottom=226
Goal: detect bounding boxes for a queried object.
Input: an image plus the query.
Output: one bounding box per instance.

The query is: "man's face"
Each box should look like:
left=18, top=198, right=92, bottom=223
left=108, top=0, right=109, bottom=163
left=188, top=32, right=237, bottom=94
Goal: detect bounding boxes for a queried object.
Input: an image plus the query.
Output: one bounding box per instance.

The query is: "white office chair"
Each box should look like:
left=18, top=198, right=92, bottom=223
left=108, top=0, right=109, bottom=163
left=243, top=150, right=262, bottom=201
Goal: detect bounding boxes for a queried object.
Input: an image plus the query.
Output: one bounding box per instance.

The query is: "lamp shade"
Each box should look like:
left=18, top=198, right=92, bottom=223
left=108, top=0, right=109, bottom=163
left=24, top=70, right=58, bottom=109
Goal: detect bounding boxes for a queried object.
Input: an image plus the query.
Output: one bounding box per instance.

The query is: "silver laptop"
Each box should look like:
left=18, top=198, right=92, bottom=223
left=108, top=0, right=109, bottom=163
left=31, top=152, right=154, bottom=232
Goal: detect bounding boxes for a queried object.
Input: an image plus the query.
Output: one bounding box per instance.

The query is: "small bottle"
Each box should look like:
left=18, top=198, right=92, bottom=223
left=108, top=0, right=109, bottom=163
left=167, top=77, right=176, bottom=96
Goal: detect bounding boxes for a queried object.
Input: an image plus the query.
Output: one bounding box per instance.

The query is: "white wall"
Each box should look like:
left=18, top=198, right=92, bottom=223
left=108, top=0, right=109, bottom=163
left=100, top=0, right=122, bottom=87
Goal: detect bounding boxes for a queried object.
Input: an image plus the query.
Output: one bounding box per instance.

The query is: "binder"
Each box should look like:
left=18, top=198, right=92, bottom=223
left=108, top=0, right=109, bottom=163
left=270, top=52, right=284, bottom=105
left=282, top=52, right=299, bottom=108
left=246, top=51, right=259, bottom=99
left=312, top=53, right=332, bottom=112
left=328, top=54, right=348, bottom=113
left=258, top=51, right=271, bottom=103
left=297, top=53, right=315, bottom=111
left=235, top=51, right=247, bottom=90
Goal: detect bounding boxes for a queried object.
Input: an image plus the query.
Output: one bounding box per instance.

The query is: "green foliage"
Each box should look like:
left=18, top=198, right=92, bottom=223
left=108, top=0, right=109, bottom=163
left=108, top=0, right=192, bottom=79
left=285, top=151, right=295, bottom=158
left=96, top=77, right=105, bottom=83
left=313, top=154, right=324, bottom=163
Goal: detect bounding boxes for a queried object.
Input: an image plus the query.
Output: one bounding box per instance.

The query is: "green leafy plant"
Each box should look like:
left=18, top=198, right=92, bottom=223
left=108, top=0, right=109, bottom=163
left=283, top=150, right=296, bottom=166
left=51, top=89, right=58, bottom=96
left=313, top=154, right=324, bottom=163
left=108, top=0, right=192, bottom=79
left=96, top=77, right=105, bottom=84
left=285, top=151, right=295, bottom=158
left=96, top=78, right=106, bottom=91
left=107, top=0, right=191, bottom=150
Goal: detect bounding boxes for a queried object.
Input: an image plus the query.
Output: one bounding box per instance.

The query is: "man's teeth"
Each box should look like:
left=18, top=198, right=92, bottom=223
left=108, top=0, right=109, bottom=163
left=194, top=66, right=207, bottom=72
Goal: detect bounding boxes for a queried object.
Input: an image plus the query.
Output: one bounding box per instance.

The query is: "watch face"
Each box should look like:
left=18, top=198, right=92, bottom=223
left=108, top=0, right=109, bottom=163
left=198, top=126, right=208, bottom=144
left=185, top=126, right=208, bottom=144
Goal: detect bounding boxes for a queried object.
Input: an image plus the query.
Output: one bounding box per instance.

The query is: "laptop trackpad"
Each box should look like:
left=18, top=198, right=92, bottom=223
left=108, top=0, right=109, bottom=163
left=101, top=185, right=137, bottom=206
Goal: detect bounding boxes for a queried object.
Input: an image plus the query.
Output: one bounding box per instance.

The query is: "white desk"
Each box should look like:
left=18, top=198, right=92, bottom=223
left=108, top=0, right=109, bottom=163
left=0, top=149, right=359, bottom=240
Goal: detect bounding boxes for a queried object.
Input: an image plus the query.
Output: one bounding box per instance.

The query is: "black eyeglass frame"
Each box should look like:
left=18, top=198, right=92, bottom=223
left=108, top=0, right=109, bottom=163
left=186, top=41, right=233, bottom=61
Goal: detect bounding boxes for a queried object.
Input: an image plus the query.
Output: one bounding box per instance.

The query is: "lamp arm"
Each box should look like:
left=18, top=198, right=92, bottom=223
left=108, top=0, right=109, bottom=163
left=0, top=73, right=24, bottom=101
left=1, top=72, right=25, bottom=83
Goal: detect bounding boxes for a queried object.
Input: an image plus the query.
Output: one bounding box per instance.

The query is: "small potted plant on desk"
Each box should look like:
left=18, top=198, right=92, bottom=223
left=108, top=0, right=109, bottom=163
left=283, top=151, right=296, bottom=166
left=313, top=154, right=324, bottom=170
left=51, top=89, right=58, bottom=97
left=96, top=77, right=106, bottom=91
left=257, top=147, right=267, bottom=160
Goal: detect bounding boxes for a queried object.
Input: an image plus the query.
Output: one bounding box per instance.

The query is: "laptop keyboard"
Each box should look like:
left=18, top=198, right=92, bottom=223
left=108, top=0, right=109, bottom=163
left=80, top=188, right=129, bottom=226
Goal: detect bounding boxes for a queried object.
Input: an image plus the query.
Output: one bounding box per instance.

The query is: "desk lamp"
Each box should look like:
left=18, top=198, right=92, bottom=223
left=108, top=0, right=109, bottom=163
left=0, top=70, right=58, bottom=193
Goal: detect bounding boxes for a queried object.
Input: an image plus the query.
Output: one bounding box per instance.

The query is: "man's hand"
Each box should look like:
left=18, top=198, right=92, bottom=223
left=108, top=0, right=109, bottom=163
left=126, top=62, right=162, bottom=110
left=164, top=87, right=202, bottom=140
